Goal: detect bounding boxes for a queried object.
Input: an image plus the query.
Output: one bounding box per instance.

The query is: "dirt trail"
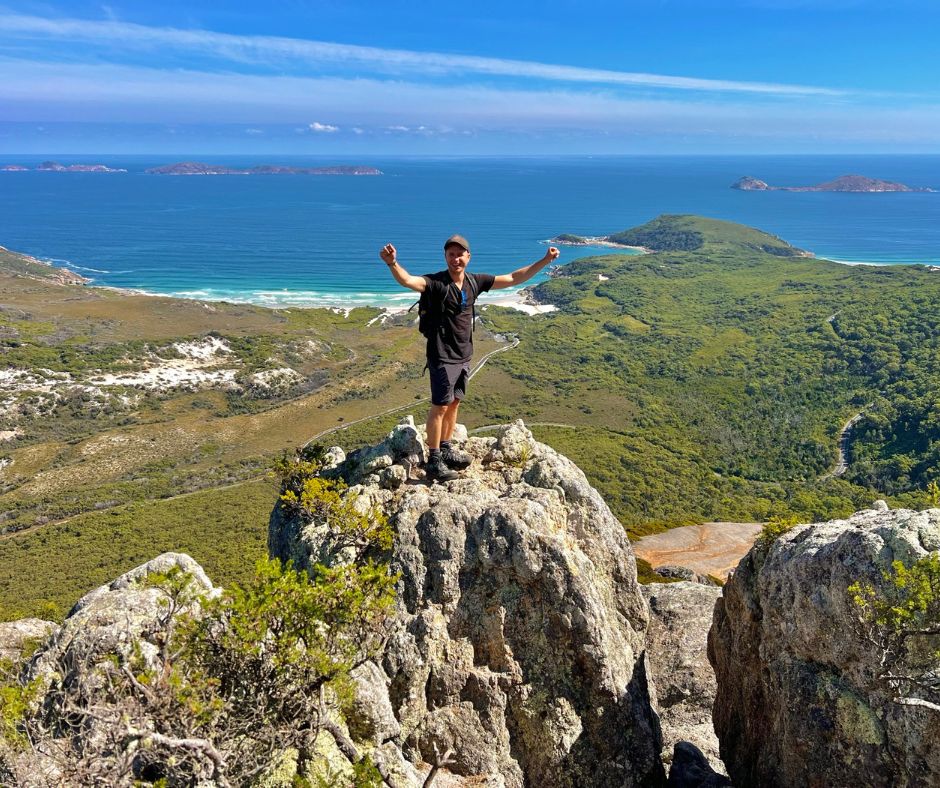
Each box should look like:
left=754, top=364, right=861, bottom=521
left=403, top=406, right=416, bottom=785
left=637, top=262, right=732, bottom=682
left=632, top=521, right=763, bottom=580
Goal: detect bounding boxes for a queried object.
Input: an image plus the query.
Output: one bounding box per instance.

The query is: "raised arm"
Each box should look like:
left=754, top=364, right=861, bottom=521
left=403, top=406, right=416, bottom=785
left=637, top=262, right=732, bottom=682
left=380, top=243, right=427, bottom=292
left=491, top=247, right=560, bottom=290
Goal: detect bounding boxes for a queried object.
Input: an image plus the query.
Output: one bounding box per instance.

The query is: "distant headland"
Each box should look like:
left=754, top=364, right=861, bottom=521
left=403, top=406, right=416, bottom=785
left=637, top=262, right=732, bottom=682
left=1, top=160, right=127, bottom=173
left=732, top=174, right=935, bottom=193
left=146, top=162, right=383, bottom=176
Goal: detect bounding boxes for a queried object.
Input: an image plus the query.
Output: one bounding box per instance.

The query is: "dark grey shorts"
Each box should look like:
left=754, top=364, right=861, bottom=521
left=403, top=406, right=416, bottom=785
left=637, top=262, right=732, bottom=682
left=429, top=360, right=470, bottom=406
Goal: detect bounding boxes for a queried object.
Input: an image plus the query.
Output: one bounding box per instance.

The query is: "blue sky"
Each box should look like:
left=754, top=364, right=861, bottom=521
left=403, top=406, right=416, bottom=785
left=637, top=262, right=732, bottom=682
left=1, top=1, right=939, bottom=154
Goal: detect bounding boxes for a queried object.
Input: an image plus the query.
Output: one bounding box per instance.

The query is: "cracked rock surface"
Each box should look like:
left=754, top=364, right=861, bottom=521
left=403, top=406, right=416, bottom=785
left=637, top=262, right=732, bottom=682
left=709, top=505, right=940, bottom=788
left=271, top=418, right=666, bottom=787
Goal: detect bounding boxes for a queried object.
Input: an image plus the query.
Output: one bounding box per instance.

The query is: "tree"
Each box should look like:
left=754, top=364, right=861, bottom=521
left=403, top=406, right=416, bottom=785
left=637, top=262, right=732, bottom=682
left=850, top=553, right=940, bottom=713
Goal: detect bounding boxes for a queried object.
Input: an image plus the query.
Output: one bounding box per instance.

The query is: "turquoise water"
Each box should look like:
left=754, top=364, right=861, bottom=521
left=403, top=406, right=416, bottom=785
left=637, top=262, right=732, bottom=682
left=1, top=155, right=938, bottom=308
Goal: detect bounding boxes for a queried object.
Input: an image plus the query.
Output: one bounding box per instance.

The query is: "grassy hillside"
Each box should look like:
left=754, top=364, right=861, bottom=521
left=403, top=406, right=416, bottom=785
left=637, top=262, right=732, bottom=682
left=3, top=215, right=940, bottom=616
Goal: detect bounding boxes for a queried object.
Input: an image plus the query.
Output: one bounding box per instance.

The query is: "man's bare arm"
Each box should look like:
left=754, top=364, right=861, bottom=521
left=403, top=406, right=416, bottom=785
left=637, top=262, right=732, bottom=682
left=380, top=243, right=427, bottom=292
left=491, top=247, right=560, bottom=290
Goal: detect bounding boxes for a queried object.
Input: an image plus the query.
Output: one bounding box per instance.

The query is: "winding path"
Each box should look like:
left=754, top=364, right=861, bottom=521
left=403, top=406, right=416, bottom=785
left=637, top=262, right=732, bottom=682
left=820, top=409, right=868, bottom=482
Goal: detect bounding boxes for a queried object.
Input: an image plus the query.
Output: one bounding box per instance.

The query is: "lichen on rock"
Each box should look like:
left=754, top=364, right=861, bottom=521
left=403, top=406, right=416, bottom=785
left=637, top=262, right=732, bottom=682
left=270, top=417, right=666, bottom=786
left=709, top=504, right=940, bottom=787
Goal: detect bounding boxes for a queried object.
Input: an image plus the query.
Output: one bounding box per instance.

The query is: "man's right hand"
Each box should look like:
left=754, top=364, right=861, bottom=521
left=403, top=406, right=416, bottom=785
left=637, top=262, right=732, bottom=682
left=380, top=243, right=397, bottom=266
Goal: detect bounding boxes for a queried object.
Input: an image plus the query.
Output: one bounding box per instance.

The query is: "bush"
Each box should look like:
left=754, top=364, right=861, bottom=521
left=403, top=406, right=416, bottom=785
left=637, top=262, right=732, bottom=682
left=850, top=553, right=940, bottom=711
left=0, top=462, right=397, bottom=785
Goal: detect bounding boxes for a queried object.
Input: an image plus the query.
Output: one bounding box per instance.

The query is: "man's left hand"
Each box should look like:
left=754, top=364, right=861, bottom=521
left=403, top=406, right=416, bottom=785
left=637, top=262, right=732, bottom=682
left=544, top=246, right=560, bottom=262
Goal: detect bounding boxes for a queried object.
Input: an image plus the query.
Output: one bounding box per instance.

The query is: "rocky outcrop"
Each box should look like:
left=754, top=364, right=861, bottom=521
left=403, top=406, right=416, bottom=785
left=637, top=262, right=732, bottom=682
left=0, top=619, right=58, bottom=663
left=709, top=504, right=940, bottom=787
left=642, top=583, right=723, bottom=775
left=730, top=176, right=771, bottom=191
left=28, top=553, right=216, bottom=688
left=1, top=554, right=217, bottom=786
left=271, top=418, right=666, bottom=787
left=651, top=566, right=719, bottom=586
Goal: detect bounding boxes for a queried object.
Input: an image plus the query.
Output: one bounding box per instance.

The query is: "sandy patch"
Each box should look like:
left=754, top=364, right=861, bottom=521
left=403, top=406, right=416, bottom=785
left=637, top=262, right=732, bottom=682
left=480, top=292, right=558, bottom=315
left=633, top=521, right=763, bottom=580
left=173, top=336, right=232, bottom=361
left=89, top=363, right=238, bottom=390
left=88, top=337, right=238, bottom=390
left=0, top=369, right=72, bottom=392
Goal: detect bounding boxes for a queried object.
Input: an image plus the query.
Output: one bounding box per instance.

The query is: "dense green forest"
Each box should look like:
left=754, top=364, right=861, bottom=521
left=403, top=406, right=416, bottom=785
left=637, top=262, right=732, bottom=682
left=471, top=215, right=940, bottom=531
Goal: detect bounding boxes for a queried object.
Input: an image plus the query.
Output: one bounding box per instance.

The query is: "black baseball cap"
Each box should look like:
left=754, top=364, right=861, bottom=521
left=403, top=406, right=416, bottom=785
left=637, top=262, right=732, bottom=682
left=444, top=234, right=471, bottom=253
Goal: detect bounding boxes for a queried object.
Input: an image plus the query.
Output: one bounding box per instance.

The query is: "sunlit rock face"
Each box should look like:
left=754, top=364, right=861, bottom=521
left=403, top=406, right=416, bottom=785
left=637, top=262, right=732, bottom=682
left=271, top=418, right=666, bottom=787
left=709, top=505, right=940, bottom=788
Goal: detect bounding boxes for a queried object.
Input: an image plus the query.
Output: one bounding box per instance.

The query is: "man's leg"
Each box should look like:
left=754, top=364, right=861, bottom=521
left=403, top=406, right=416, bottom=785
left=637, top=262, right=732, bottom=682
left=426, top=403, right=448, bottom=450
left=424, top=363, right=459, bottom=481
left=441, top=399, right=461, bottom=443
left=439, top=365, right=472, bottom=470
left=439, top=398, right=471, bottom=470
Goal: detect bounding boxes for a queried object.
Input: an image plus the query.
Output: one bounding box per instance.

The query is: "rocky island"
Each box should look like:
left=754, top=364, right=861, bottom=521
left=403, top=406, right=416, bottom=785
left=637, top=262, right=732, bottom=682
left=732, top=174, right=935, bottom=192
left=2, top=161, right=127, bottom=172
left=147, top=161, right=383, bottom=176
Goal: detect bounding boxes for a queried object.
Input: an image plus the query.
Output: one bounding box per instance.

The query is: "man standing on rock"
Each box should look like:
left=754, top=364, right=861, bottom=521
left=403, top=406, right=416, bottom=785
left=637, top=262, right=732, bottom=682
left=380, top=235, right=560, bottom=481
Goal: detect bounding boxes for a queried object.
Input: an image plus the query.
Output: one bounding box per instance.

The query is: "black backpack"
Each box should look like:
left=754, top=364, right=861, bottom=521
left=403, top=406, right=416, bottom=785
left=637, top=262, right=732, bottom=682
left=412, top=275, right=478, bottom=339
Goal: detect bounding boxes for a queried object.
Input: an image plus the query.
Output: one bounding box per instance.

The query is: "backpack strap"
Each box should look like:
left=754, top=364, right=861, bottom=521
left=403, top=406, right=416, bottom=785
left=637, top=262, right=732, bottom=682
left=465, top=274, right=479, bottom=334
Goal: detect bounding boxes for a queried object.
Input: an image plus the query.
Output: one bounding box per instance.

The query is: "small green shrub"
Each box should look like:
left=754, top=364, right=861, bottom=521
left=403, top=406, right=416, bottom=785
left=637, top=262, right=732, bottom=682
left=850, top=553, right=940, bottom=709
left=756, top=514, right=800, bottom=550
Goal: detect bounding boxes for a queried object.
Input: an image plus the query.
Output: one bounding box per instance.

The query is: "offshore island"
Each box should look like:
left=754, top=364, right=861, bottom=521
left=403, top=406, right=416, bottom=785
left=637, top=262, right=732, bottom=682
left=732, top=174, right=935, bottom=192
left=1, top=160, right=127, bottom=172
left=146, top=161, right=383, bottom=175
left=1, top=161, right=383, bottom=175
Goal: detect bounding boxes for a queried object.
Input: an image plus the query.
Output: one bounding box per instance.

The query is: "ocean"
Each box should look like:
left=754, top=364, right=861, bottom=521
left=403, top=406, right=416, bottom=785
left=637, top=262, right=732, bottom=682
left=2, top=155, right=938, bottom=308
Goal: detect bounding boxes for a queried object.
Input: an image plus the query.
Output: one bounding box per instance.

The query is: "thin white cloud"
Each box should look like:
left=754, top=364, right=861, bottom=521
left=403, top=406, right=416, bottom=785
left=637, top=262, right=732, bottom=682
left=308, top=121, right=339, bottom=133
left=0, top=12, right=848, bottom=97
left=1, top=58, right=937, bottom=144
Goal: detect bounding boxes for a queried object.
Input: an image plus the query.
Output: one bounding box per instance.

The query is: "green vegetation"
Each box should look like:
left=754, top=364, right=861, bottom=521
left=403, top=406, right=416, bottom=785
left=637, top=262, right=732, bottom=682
left=606, top=214, right=704, bottom=251
left=3, top=214, right=940, bottom=615
left=463, top=215, right=940, bottom=532
left=832, top=298, right=940, bottom=496
left=756, top=514, right=801, bottom=551
left=0, top=479, right=275, bottom=620
left=0, top=461, right=396, bottom=784
left=850, top=554, right=940, bottom=709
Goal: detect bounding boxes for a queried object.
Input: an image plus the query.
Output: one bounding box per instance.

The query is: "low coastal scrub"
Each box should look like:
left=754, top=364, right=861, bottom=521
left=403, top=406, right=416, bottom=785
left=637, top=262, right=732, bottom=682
left=0, top=480, right=275, bottom=621
left=471, top=215, right=940, bottom=528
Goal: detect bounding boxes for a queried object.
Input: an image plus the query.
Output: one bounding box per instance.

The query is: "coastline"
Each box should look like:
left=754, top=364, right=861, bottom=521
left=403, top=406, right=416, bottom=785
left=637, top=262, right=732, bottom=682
left=10, top=242, right=937, bottom=320
left=14, top=247, right=557, bottom=317
left=545, top=237, right=650, bottom=254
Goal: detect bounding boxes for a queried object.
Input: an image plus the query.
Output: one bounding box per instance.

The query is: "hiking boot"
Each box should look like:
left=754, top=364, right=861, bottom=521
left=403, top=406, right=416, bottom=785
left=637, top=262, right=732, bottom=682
left=441, top=443, right=472, bottom=470
left=425, top=454, right=459, bottom=482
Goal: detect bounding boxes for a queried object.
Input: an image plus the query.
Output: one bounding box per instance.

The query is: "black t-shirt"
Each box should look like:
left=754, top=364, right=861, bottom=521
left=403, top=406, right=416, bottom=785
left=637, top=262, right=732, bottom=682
left=420, top=271, right=495, bottom=363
